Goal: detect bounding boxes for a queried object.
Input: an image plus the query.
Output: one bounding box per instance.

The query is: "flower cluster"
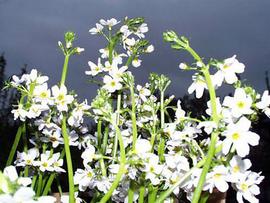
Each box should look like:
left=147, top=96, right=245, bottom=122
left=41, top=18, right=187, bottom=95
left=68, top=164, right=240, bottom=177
left=2, top=17, right=268, bottom=203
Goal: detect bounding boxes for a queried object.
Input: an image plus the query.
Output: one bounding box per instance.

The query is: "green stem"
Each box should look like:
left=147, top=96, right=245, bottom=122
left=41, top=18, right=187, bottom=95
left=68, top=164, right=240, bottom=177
left=184, top=46, right=220, bottom=203
left=31, top=175, right=37, bottom=189
left=130, top=86, right=138, bottom=151
left=97, top=120, right=102, bottom=147
left=139, top=186, right=145, bottom=203
left=112, top=94, right=121, bottom=162
left=158, top=91, right=165, bottom=161
left=99, top=124, right=126, bottom=203
left=42, top=173, right=56, bottom=195
left=127, top=181, right=135, bottom=203
left=148, top=186, right=158, bottom=203
left=59, top=50, right=74, bottom=203
left=101, top=126, right=109, bottom=154
left=36, top=173, right=43, bottom=197
left=62, top=116, right=75, bottom=203
left=6, top=125, right=23, bottom=166
left=60, top=54, right=70, bottom=86
left=42, top=150, right=65, bottom=196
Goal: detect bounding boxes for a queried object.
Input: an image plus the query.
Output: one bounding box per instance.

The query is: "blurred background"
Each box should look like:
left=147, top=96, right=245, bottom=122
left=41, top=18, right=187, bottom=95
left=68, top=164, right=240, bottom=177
left=0, top=0, right=270, bottom=202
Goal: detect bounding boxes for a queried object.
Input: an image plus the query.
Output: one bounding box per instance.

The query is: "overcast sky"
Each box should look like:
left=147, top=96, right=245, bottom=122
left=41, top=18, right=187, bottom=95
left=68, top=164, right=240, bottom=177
left=1, top=0, right=270, bottom=100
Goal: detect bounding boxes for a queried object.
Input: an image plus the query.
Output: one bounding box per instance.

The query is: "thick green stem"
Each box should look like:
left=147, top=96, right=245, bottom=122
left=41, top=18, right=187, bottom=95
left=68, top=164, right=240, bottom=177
left=6, top=125, right=23, bottom=166
left=127, top=181, right=135, bottom=203
left=148, top=186, right=158, bottom=203
left=99, top=124, right=126, bottom=203
left=130, top=86, right=138, bottom=151
left=62, top=117, right=75, bottom=203
left=139, top=186, right=145, bottom=203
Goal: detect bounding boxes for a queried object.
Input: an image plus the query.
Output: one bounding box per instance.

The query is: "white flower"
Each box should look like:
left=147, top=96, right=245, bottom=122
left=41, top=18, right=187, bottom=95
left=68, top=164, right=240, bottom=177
left=51, top=85, right=74, bottom=112
left=120, top=25, right=131, bottom=37
left=256, top=90, right=270, bottom=117
left=204, top=165, right=229, bottom=193
left=33, top=83, right=52, bottom=105
left=188, top=73, right=207, bottom=98
left=42, top=128, right=63, bottom=148
left=94, top=177, right=112, bottom=193
left=223, top=88, right=253, bottom=118
left=74, top=165, right=95, bottom=192
left=142, top=154, right=163, bottom=185
left=103, top=75, right=122, bottom=93
left=51, top=153, right=65, bottom=173
left=227, top=155, right=251, bottom=183
left=99, top=48, right=109, bottom=59
left=135, top=23, right=148, bottom=38
left=11, top=75, right=25, bottom=87
left=13, top=187, right=35, bottom=203
left=75, top=47, right=84, bottom=53
left=100, top=18, right=120, bottom=29
left=222, top=117, right=260, bottom=157
left=103, top=60, right=118, bottom=72
left=3, top=166, right=18, bottom=182
left=175, top=100, right=186, bottom=122
left=216, top=55, right=245, bottom=84
left=132, top=58, right=142, bottom=68
left=85, top=58, right=103, bottom=76
left=179, top=63, right=187, bottom=70
left=137, top=85, right=151, bottom=102
left=197, top=121, right=217, bottom=135
left=235, top=171, right=264, bottom=203
left=165, top=154, right=189, bottom=172
left=16, top=148, right=39, bottom=167
left=34, top=151, right=54, bottom=172
left=145, top=45, right=154, bottom=53
left=12, top=104, right=28, bottom=121
left=27, top=103, right=48, bottom=119
left=109, top=66, right=128, bottom=80
left=135, top=139, right=151, bottom=155
left=26, top=69, right=49, bottom=85
left=89, top=23, right=104, bottom=35
left=81, top=145, right=96, bottom=166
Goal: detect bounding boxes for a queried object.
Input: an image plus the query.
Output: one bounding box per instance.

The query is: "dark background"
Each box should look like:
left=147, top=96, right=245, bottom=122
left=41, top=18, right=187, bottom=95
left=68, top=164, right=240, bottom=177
left=1, top=0, right=270, bottom=202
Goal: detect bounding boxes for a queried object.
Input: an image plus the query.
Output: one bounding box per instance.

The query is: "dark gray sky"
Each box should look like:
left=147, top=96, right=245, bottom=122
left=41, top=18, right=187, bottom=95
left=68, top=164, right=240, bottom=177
left=1, top=0, right=270, bottom=100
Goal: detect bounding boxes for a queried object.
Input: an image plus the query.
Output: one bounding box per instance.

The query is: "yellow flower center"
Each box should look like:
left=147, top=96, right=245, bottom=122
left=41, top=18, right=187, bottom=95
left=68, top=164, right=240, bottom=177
left=42, top=162, right=48, bottom=167
left=87, top=172, right=93, bottom=178
left=41, top=92, right=47, bottom=98
left=232, top=132, right=240, bottom=140
left=223, top=64, right=231, bottom=70
left=57, top=94, right=65, bottom=101
left=110, top=81, right=116, bottom=87
left=214, top=173, right=222, bottom=180
left=237, top=101, right=245, bottom=109
left=233, top=165, right=240, bottom=173
left=241, top=183, right=248, bottom=192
